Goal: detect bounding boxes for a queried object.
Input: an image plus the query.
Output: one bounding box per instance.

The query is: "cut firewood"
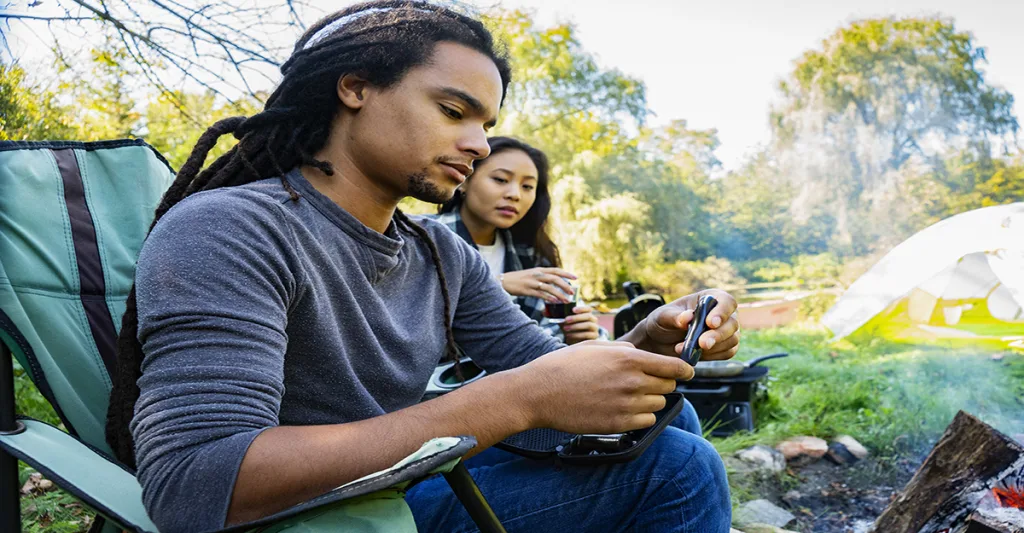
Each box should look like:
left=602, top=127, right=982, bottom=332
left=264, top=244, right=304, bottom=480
left=960, top=509, right=1024, bottom=533
left=873, top=411, right=1024, bottom=533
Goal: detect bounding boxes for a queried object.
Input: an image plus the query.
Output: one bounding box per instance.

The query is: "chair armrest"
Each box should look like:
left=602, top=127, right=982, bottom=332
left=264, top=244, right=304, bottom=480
left=1, top=418, right=478, bottom=533
left=0, top=418, right=158, bottom=532
left=220, top=435, right=477, bottom=532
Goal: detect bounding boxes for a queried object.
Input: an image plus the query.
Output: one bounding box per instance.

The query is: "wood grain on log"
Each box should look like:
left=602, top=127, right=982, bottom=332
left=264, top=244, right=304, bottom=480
left=874, top=411, right=1024, bottom=533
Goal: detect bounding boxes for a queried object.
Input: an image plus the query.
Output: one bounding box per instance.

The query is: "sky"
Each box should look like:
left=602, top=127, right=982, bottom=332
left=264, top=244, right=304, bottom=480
left=6, top=0, right=1023, bottom=172
left=453, top=0, right=1024, bottom=171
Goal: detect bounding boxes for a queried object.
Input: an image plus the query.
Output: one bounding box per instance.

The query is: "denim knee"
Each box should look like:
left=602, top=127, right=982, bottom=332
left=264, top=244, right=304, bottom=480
left=648, top=428, right=732, bottom=528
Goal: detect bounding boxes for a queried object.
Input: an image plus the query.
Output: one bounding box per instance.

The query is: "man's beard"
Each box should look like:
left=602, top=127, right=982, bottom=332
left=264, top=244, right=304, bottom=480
left=407, top=170, right=454, bottom=204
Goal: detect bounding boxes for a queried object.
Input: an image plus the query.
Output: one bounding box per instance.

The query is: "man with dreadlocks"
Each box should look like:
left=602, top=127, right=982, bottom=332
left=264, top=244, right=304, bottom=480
left=108, top=2, right=741, bottom=532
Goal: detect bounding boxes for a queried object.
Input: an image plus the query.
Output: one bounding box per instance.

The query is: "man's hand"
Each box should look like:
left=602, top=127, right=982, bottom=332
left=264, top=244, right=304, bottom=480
left=513, top=340, right=693, bottom=435
left=620, top=289, right=740, bottom=362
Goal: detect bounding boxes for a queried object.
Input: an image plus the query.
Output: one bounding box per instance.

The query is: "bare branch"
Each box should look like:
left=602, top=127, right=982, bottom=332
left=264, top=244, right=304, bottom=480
left=8, top=0, right=315, bottom=104
left=0, top=14, right=94, bottom=21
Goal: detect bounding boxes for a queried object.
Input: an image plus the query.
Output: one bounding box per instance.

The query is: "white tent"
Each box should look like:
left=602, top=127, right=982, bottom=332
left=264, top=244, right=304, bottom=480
left=822, top=203, right=1024, bottom=341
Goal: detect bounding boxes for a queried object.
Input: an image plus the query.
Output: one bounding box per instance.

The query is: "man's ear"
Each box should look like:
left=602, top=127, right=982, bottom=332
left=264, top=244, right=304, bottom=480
left=337, top=73, right=370, bottom=110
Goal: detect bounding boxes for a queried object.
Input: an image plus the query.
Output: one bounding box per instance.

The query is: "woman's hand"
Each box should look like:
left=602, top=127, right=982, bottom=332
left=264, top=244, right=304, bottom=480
left=501, top=267, right=577, bottom=302
left=561, top=304, right=600, bottom=344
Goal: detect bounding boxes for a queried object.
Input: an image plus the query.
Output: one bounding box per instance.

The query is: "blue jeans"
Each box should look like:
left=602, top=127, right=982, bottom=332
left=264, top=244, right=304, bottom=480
left=671, top=397, right=703, bottom=435
left=406, top=400, right=730, bottom=532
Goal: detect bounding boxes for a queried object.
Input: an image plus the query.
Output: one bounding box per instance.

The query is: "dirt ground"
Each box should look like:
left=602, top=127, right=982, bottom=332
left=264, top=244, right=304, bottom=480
left=735, top=452, right=925, bottom=532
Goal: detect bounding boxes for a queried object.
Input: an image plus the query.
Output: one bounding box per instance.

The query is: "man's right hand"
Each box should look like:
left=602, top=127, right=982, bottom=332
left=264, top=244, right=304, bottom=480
left=511, top=340, right=694, bottom=435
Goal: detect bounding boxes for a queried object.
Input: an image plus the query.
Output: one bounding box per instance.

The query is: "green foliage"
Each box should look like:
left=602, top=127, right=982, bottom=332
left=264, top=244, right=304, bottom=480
left=761, top=16, right=1019, bottom=256
left=712, top=326, right=1024, bottom=460
left=738, top=259, right=793, bottom=283
left=910, top=150, right=1024, bottom=223
left=796, top=292, right=839, bottom=321
left=792, top=253, right=842, bottom=286
left=590, top=122, right=720, bottom=261
left=550, top=176, right=663, bottom=299
left=640, top=256, right=745, bottom=296
left=13, top=360, right=61, bottom=427
left=14, top=363, right=92, bottom=531
left=0, top=63, right=77, bottom=141
left=55, top=41, right=143, bottom=141
left=145, top=90, right=263, bottom=170
left=778, top=18, right=1017, bottom=160
left=17, top=464, right=92, bottom=533
left=484, top=10, right=647, bottom=175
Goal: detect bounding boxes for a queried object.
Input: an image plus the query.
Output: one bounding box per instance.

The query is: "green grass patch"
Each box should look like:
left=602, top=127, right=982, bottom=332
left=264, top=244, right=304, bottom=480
left=13, top=360, right=92, bottom=532
left=712, top=323, right=1024, bottom=507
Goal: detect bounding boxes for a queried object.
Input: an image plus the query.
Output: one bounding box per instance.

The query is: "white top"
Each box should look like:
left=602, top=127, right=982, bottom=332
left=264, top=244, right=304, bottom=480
left=476, top=232, right=506, bottom=279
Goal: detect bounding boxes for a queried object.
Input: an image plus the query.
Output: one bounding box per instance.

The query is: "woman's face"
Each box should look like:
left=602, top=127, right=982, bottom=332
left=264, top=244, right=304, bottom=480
left=459, top=148, right=539, bottom=229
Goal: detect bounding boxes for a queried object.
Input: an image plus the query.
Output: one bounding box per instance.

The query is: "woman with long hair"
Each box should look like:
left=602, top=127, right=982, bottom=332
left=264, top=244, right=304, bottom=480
left=437, top=136, right=604, bottom=344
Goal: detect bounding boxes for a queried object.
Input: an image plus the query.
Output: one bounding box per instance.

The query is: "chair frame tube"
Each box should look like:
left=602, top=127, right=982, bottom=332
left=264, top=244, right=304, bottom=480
left=1, top=344, right=22, bottom=532
left=442, top=461, right=507, bottom=533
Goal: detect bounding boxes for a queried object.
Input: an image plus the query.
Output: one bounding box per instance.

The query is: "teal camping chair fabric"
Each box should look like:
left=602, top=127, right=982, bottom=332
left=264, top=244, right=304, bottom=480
left=0, top=140, right=173, bottom=451
left=0, top=140, right=505, bottom=533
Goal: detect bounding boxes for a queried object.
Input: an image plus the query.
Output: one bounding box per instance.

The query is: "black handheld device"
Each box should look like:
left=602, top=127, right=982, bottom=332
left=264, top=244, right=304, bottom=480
left=679, top=295, right=718, bottom=366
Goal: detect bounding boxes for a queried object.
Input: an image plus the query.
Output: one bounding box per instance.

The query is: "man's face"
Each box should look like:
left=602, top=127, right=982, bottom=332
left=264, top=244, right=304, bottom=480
left=345, top=42, right=503, bottom=203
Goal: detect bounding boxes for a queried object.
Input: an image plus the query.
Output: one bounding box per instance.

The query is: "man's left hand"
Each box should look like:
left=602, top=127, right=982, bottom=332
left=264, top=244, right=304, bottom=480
left=621, top=289, right=740, bottom=361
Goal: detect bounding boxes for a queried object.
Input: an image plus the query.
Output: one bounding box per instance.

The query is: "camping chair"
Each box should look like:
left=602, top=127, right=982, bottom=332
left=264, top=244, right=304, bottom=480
left=0, top=140, right=506, bottom=533
left=613, top=282, right=666, bottom=339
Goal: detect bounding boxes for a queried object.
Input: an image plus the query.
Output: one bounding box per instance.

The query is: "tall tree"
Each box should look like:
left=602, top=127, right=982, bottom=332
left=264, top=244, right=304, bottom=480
left=549, top=175, right=664, bottom=299
left=581, top=120, right=721, bottom=261
left=484, top=10, right=649, bottom=175
left=770, top=16, right=1018, bottom=253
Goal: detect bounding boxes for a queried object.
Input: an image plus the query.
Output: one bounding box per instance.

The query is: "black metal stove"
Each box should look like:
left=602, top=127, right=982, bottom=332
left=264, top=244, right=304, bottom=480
left=680, top=365, right=772, bottom=437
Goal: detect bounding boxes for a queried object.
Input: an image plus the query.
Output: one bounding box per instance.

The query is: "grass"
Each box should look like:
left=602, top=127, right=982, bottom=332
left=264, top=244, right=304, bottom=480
left=712, top=322, right=1024, bottom=509
left=12, top=324, right=1024, bottom=530
left=12, top=359, right=93, bottom=532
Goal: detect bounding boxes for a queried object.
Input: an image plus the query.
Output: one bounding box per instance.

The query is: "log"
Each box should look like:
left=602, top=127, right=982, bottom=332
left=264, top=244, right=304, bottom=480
left=961, top=510, right=1024, bottom=533
left=874, top=411, right=1024, bottom=533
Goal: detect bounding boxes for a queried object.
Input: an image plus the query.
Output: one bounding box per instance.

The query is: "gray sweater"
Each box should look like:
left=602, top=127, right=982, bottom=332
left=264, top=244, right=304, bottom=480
left=130, top=169, right=562, bottom=532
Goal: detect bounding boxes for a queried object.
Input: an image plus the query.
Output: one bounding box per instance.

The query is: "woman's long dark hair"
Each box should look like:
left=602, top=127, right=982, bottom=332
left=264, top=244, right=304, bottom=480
left=106, top=0, right=512, bottom=468
left=439, top=136, right=560, bottom=266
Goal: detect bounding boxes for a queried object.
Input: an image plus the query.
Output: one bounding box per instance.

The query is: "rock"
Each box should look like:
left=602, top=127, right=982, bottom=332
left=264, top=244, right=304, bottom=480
left=19, top=473, right=41, bottom=495
left=723, top=456, right=756, bottom=475
left=730, top=529, right=746, bottom=533
left=733, top=499, right=796, bottom=528
left=740, top=524, right=800, bottom=533
left=835, top=435, right=869, bottom=459
left=775, top=436, right=828, bottom=460
left=781, top=490, right=802, bottom=506
left=19, top=472, right=55, bottom=494
left=735, top=445, right=787, bottom=473
left=825, top=441, right=859, bottom=465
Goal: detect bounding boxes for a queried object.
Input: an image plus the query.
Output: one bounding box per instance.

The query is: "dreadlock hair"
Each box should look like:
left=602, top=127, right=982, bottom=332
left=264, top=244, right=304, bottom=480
left=106, top=0, right=512, bottom=468
left=439, top=136, right=561, bottom=267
